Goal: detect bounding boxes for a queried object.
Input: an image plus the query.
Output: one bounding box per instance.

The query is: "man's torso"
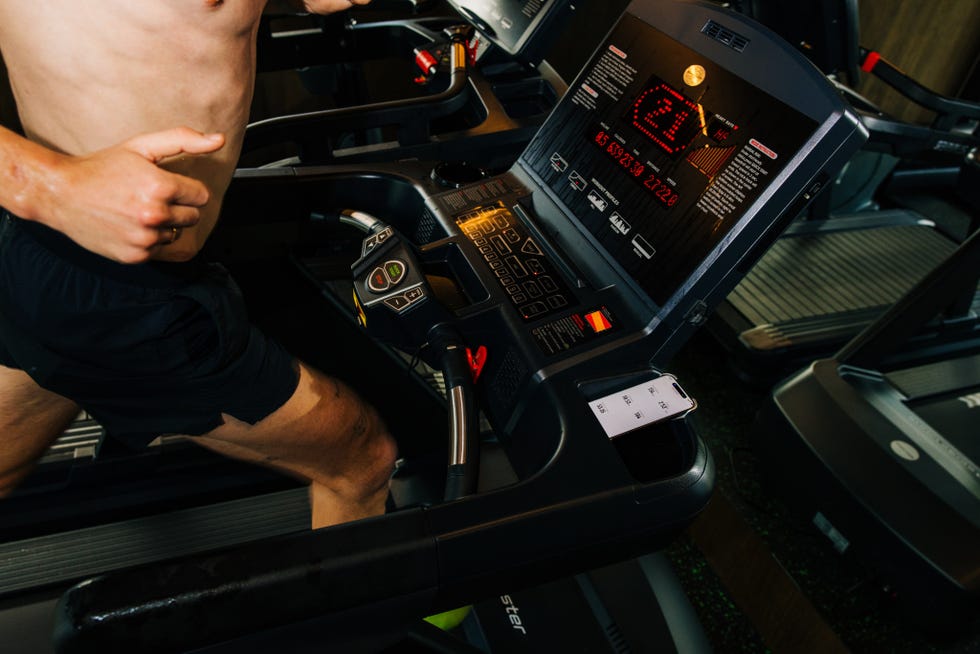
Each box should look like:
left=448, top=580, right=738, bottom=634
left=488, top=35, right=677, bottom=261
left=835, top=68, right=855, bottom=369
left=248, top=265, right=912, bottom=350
left=0, top=0, right=269, bottom=253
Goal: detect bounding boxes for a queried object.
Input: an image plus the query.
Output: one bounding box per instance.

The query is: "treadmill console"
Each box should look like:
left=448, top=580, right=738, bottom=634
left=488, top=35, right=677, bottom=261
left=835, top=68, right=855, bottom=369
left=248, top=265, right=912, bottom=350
left=446, top=0, right=576, bottom=63
left=426, top=0, right=865, bottom=431
left=522, top=13, right=819, bottom=305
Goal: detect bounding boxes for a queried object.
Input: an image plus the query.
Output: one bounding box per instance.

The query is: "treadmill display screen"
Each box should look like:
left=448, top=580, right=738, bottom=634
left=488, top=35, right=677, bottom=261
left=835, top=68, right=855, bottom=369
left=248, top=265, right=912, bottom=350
left=522, top=15, right=819, bottom=305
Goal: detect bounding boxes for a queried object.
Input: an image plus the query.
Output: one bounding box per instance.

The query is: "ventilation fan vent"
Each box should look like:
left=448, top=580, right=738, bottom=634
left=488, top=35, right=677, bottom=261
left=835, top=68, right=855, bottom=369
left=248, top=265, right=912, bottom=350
left=702, top=20, right=750, bottom=52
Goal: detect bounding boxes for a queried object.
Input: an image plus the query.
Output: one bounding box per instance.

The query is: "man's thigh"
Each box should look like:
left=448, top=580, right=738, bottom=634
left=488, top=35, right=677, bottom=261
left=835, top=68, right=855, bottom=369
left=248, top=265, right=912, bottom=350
left=1, top=216, right=300, bottom=446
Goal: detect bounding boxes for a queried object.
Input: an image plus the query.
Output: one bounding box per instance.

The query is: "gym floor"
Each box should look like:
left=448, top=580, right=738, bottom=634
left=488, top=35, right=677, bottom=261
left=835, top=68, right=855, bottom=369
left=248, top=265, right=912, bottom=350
left=665, top=326, right=980, bottom=654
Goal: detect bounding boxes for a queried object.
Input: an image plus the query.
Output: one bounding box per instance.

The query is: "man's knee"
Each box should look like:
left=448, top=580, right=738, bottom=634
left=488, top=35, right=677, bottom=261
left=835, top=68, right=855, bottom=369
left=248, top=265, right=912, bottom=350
left=341, top=398, right=398, bottom=496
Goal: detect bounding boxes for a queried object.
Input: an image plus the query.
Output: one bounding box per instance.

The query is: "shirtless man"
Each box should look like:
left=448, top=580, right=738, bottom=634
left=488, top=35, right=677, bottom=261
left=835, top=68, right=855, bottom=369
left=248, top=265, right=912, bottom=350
left=0, top=0, right=398, bottom=529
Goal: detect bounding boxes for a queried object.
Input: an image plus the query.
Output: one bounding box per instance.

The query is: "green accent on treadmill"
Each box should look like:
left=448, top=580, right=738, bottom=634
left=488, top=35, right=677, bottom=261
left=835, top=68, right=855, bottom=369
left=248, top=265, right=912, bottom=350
left=424, top=605, right=472, bottom=631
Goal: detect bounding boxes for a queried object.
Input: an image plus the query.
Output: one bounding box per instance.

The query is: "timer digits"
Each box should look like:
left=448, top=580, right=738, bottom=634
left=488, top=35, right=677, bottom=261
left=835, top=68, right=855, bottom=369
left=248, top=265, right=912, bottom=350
left=591, top=128, right=681, bottom=208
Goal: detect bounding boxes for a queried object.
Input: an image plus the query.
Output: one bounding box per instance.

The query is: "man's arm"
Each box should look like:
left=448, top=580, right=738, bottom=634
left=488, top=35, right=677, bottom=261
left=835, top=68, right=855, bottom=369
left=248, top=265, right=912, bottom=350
left=0, top=124, right=224, bottom=264
left=265, top=0, right=374, bottom=15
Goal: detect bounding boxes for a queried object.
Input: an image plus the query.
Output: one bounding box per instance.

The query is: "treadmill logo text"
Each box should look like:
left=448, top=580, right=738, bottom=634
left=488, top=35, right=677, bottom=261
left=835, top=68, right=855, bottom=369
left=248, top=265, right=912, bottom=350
left=500, top=595, right=528, bottom=635
left=959, top=392, right=980, bottom=409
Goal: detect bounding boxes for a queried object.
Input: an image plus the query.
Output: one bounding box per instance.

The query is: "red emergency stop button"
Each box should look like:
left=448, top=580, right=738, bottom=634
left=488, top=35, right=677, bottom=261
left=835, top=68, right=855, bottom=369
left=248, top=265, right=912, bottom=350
left=367, top=267, right=390, bottom=293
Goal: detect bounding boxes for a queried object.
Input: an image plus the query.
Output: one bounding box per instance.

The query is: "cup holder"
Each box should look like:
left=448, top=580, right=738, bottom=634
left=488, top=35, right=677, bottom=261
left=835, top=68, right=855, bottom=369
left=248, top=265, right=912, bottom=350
left=430, top=161, right=489, bottom=188
left=493, top=79, right=559, bottom=120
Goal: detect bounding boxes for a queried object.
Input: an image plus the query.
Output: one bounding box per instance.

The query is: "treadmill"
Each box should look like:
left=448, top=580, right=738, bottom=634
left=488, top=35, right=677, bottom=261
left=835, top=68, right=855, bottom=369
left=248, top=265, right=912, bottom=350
left=243, top=0, right=601, bottom=171
left=709, top=1, right=980, bottom=380
left=753, top=159, right=980, bottom=632
left=0, top=1, right=866, bottom=651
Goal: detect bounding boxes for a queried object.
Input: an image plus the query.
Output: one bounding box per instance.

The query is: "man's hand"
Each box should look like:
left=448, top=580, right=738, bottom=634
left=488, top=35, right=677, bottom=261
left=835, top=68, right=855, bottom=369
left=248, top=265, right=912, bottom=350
left=33, top=127, right=224, bottom=264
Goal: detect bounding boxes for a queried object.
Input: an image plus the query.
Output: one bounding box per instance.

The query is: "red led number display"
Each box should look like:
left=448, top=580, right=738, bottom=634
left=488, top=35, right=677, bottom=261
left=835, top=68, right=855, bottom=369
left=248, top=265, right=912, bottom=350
left=642, top=173, right=680, bottom=207
left=629, top=81, right=702, bottom=156
left=592, top=128, right=680, bottom=208
left=595, top=130, right=646, bottom=178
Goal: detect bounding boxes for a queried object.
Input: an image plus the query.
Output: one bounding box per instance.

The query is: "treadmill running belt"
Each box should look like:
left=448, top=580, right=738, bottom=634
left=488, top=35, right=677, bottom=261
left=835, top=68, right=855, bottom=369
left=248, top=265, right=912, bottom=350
left=909, top=386, right=980, bottom=465
left=728, top=216, right=956, bottom=350
left=887, top=352, right=980, bottom=400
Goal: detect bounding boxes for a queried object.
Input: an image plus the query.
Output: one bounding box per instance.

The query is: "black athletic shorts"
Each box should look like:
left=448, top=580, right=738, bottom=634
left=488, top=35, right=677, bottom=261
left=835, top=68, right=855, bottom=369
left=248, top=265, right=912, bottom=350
left=0, top=210, right=299, bottom=446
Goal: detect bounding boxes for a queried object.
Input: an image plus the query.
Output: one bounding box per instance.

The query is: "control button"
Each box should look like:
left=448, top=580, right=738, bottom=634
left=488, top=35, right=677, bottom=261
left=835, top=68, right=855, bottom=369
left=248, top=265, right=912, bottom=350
left=550, top=152, right=568, bottom=172
left=588, top=190, right=608, bottom=212
left=489, top=260, right=504, bottom=270
left=362, top=234, right=379, bottom=256
left=505, top=256, right=528, bottom=278
left=405, top=286, right=425, bottom=302
left=503, top=228, right=521, bottom=244
left=539, top=276, right=558, bottom=293
left=376, top=228, right=392, bottom=244
left=384, top=295, right=411, bottom=312
left=525, top=259, right=545, bottom=275
left=479, top=246, right=494, bottom=256
left=547, top=295, right=568, bottom=309
left=493, top=214, right=509, bottom=230
left=368, top=267, right=390, bottom=293
left=384, top=260, right=407, bottom=286
left=631, top=235, right=656, bottom=260
left=521, top=301, right=548, bottom=318
left=521, top=239, right=543, bottom=256
left=474, top=238, right=487, bottom=247
left=494, top=268, right=509, bottom=278
left=490, top=235, right=511, bottom=255
left=499, top=275, right=515, bottom=286
left=512, top=293, right=528, bottom=304
left=505, top=284, right=520, bottom=295
left=485, top=252, right=498, bottom=262
left=523, top=281, right=543, bottom=299
left=609, top=212, right=631, bottom=235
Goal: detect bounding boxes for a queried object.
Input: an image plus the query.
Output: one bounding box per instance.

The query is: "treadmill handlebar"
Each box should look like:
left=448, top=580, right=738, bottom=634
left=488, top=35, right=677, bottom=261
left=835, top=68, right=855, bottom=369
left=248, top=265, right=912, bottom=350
left=859, top=47, right=980, bottom=131
left=243, top=28, right=472, bottom=153
left=52, top=422, right=713, bottom=654
left=428, top=323, right=480, bottom=501
left=339, top=210, right=480, bottom=499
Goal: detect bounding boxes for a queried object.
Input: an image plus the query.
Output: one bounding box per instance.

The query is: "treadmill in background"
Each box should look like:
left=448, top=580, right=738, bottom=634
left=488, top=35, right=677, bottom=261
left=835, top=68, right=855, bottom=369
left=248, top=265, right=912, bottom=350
left=753, top=157, right=980, bottom=631
left=243, top=0, right=622, bottom=170
left=709, top=0, right=980, bottom=380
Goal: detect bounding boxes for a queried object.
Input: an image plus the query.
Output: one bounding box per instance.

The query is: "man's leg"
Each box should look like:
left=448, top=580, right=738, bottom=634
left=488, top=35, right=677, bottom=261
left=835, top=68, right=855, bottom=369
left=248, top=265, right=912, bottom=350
left=188, top=360, right=397, bottom=529
left=0, top=365, right=80, bottom=497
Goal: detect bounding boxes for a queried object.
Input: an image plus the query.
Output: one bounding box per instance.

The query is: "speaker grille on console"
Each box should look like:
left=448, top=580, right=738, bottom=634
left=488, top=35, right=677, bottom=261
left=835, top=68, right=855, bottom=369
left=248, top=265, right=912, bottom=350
left=702, top=20, right=750, bottom=52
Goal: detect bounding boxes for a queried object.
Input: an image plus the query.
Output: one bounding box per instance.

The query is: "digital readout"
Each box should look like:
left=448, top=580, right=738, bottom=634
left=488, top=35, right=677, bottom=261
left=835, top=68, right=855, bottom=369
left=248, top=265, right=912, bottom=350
left=592, top=127, right=680, bottom=208
left=628, top=76, right=704, bottom=156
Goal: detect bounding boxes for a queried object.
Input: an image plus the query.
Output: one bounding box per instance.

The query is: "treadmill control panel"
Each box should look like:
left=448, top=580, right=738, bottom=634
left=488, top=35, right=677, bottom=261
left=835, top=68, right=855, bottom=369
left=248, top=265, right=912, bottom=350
left=447, top=0, right=574, bottom=61
left=521, top=13, right=819, bottom=306
left=456, top=202, right=573, bottom=321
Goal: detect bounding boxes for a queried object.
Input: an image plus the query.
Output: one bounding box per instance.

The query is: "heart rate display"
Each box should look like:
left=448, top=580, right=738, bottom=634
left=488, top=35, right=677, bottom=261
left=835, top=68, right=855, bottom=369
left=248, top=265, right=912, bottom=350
left=591, top=127, right=680, bottom=208
left=628, top=76, right=704, bottom=156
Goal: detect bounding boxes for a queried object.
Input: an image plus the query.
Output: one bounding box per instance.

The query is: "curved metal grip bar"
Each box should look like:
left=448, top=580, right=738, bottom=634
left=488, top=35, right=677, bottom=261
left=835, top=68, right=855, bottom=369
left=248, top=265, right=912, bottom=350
left=243, top=39, right=471, bottom=155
